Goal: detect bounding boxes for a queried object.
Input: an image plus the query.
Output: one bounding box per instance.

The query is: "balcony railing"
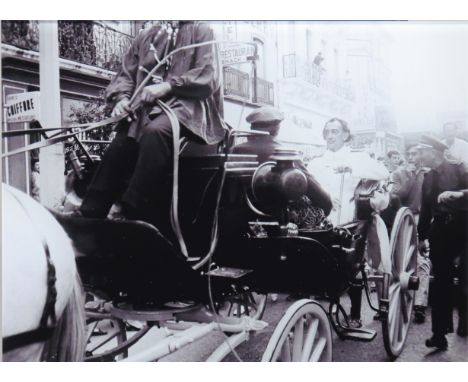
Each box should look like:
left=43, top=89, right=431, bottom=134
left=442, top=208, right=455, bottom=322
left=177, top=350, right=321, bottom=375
left=223, top=66, right=274, bottom=105
left=2, top=21, right=133, bottom=72
left=303, top=62, right=355, bottom=101
left=255, top=77, right=274, bottom=105
left=282, top=54, right=355, bottom=102
left=2, top=21, right=276, bottom=105
left=1, top=21, right=40, bottom=51
left=223, top=66, right=250, bottom=99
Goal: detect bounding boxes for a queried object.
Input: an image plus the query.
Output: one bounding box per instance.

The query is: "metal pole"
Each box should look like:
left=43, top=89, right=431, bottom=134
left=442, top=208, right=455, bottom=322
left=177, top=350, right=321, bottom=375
left=39, top=21, right=65, bottom=208
left=336, top=172, right=345, bottom=226
left=252, top=59, right=258, bottom=104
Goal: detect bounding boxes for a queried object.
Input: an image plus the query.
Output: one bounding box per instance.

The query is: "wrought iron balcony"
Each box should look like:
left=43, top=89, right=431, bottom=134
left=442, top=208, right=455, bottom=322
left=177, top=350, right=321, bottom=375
left=282, top=53, right=355, bottom=102
left=303, top=62, right=355, bottom=101
left=223, top=66, right=275, bottom=105
left=2, top=20, right=133, bottom=72
left=255, top=77, right=274, bottom=105
left=223, top=66, right=250, bottom=100
left=1, top=21, right=40, bottom=51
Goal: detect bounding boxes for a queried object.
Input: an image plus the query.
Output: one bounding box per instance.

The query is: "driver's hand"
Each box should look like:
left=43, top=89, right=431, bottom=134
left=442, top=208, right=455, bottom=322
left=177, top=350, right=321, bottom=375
left=111, top=97, right=132, bottom=117
left=140, top=83, right=172, bottom=104
left=437, top=191, right=464, bottom=204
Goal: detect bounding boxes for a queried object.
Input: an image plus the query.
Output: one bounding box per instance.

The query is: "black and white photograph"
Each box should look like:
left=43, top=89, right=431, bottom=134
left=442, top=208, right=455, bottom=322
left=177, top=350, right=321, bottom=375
left=1, top=2, right=468, bottom=366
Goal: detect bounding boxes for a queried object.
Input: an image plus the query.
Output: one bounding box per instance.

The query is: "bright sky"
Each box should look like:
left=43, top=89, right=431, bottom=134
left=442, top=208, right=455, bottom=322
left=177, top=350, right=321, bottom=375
left=384, top=21, right=468, bottom=133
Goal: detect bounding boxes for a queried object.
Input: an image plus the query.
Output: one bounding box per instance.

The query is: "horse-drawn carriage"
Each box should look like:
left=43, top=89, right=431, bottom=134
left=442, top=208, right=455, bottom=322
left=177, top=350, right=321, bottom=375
left=2, top=40, right=419, bottom=362
left=51, top=127, right=419, bottom=361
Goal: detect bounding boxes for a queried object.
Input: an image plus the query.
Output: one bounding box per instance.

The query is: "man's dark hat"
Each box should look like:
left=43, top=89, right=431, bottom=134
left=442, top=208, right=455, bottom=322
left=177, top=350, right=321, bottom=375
left=416, top=135, right=449, bottom=152
left=246, top=106, right=284, bottom=127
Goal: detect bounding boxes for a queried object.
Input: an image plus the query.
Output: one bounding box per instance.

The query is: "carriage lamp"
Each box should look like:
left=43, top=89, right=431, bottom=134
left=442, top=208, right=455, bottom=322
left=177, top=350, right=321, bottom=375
left=251, top=148, right=308, bottom=210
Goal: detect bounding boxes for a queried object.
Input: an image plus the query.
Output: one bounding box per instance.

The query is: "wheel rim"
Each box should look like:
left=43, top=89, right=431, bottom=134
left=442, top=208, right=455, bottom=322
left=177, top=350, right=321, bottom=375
left=383, top=208, right=417, bottom=358
left=263, top=300, right=332, bottom=362
left=84, top=292, right=128, bottom=361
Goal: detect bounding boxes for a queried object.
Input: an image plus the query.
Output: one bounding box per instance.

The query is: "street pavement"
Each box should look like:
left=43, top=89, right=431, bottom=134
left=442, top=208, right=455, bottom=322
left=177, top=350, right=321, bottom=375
left=112, top=292, right=467, bottom=362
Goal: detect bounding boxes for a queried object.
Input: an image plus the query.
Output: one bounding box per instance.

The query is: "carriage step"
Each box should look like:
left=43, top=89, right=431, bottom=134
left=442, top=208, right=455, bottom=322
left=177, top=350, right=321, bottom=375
left=340, top=328, right=377, bottom=342
left=206, top=266, right=252, bottom=279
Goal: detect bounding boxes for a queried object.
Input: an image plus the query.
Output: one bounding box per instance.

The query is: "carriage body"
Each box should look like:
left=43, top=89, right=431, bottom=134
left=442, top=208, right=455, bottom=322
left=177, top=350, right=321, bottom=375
left=54, top=141, right=419, bottom=361
left=2, top=132, right=419, bottom=362
left=57, top=148, right=372, bottom=307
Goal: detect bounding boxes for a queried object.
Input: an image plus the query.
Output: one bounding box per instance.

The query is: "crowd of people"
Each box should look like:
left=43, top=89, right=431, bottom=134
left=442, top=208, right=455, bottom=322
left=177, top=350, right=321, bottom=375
left=58, top=21, right=466, bottom=353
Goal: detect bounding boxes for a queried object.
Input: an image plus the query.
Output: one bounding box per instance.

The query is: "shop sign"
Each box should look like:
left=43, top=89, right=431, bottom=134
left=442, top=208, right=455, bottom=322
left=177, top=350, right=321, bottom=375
left=220, top=43, right=256, bottom=66
left=5, top=91, right=41, bottom=123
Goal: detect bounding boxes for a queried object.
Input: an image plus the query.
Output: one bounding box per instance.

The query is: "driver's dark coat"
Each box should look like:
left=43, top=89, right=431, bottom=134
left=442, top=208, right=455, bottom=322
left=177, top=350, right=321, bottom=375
left=105, top=22, right=227, bottom=144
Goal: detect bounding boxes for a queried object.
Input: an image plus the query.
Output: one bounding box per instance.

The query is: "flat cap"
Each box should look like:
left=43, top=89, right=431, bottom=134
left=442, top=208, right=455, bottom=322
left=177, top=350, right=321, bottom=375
left=246, top=106, right=284, bottom=127
left=417, top=135, right=449, bottom=152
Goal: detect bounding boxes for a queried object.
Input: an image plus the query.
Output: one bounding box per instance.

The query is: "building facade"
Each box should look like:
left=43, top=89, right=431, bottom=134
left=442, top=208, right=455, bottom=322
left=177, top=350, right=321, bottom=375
left=1, top=20, right=398, bottom=199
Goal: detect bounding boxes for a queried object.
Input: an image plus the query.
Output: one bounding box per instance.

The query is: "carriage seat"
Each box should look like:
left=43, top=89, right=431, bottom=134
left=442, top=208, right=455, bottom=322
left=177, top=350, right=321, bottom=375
left=179, top=139, right=259, bottom=175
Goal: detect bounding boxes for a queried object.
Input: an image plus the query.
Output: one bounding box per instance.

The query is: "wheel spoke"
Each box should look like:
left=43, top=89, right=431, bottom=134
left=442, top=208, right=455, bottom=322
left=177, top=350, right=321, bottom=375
left=396, top=224, right=411, bottom=274
left=389, top=282, right=399, bottom=297
left=309, top=337, right=327, bottom=362
left=398, top=302, right=406, bottom=342
left=388, top=285, right=400, bottom=340
left=301, top=318, right=319, bottom=362
left=404, top=290, right=414, bottom=303
left=389, top=283, right=400, bottom=309
left=88, top=326, right=121, bottom=353
left=392, top=296, right=402, bottom=345
left=280, top=335, right=292, bottom=362
left=404, top=244, right=417, bottom=273
left=400, top=290, right=409, bottom=323
left=86, top=321, right=99, bottom=343
left=292, top=317, right=305, bottom=361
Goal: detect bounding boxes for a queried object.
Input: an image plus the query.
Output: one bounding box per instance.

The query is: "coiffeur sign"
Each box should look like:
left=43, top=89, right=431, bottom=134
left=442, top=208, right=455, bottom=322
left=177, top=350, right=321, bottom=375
left=5, top=91, right=41, bottom=123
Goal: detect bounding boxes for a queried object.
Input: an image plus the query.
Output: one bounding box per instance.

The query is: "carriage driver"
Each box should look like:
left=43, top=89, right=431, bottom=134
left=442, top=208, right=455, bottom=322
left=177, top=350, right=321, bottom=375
left=232, top=106, right=333, bottom=220
left=77, top=21, right=226, bottom=223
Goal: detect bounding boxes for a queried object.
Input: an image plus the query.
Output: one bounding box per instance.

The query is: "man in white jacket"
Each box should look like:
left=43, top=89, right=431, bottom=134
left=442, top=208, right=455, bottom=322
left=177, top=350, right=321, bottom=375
left=308, top=118, right=390, bottom=328
left=308, top=118, right=389, bottom=227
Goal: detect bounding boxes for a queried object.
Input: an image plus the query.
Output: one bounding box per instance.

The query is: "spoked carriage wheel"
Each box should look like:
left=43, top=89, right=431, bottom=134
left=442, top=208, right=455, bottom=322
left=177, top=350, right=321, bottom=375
left=84, top=292, right=128, bottom=361
left=382, top=208, right=418, bottom=359
left=219, top=289, right=267, bottom=320
left=262, top=300, right=332, bottom=362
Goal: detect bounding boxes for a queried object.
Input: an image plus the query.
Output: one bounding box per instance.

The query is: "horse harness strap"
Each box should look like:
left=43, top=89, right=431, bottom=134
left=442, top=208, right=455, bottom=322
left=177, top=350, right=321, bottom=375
left=3, top=193, right=58, bottom=353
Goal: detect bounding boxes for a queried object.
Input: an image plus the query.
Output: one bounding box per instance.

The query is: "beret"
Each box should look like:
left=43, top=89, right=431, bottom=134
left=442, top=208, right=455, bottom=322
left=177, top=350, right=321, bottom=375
left=417, top=135, right=449, bottom=152
left=246, top=106, right=284, bottom=126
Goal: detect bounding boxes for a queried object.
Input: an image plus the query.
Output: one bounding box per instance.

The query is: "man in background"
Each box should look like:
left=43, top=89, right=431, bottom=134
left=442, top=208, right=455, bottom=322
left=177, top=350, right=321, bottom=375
left=30, top=160, right=40, bottom=202
left=233, top=106, right=332, bottom=217
left=442, top=122, right=468, bottom=171
left=308, top=118, right=389, bottom=227
left=308, top=118, right=389, bottom=328
left=391, top=144, right=430, bottom=323
left=386, top=150, right=402, bottom=173
left=418, top=135, right=468, bottom=350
